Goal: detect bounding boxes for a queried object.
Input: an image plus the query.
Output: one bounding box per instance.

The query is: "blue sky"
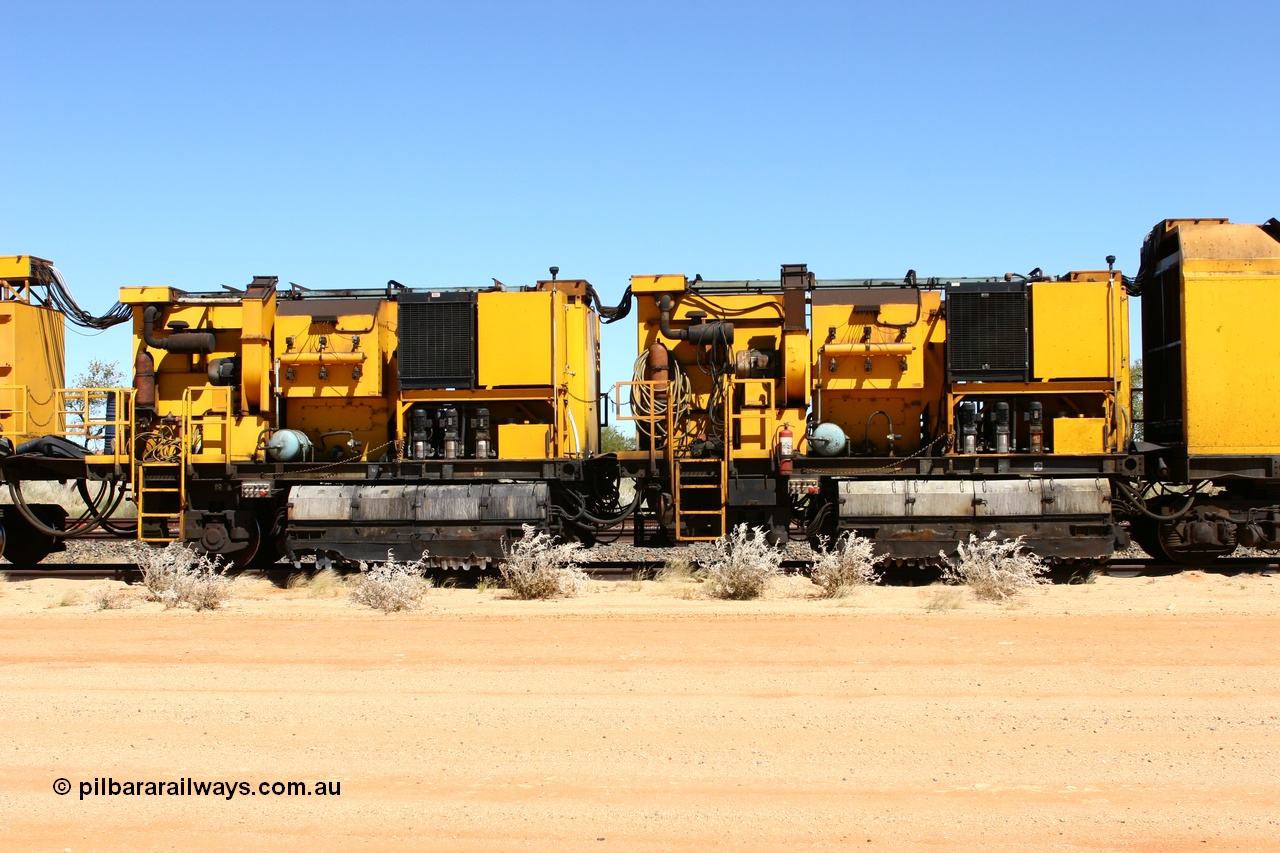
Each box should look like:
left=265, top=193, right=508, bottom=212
left=5, top=1, right=1277, bottom=391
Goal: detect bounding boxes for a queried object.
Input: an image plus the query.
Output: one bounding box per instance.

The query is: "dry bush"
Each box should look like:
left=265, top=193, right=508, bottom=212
left=499, top=525, right=589, bottom=600
left=656, top=553, right=696, bottom=583
left=348, top=551, right=432, bottom=613
left=88, top=584, right=134, bottom=610
left=53, top=588, right=83, bottom=607
left=136, top=541, right=233, bottom=611
left=475, top=576, right=500, bottom=593
left=287, top=568, right=346, bottom=598
left=1067, top=567, right=1099, bottom=585
left=305, top=568, right=346, bottom=598
left=924, top=585, right=966, bottom=611
left=810, top=533, right=885, bottom=598
left=940, top=532, right=1047, bottom=602
left=702, top=524, right=781, bottom=600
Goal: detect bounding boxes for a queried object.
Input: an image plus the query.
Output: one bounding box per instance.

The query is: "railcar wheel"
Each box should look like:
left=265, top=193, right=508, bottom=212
left=0, top=505, right=66, bottom=565
left=1128, top=518, right=1165, bottom=562
left=1133, top=517, right=1233, bottom=566
left=192, top=517, right=263, bottom=572
left=240, top=519, right=288, bottom=571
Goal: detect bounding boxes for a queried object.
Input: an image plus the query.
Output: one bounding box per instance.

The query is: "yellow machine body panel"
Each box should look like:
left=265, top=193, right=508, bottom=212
left=0, top=256, right=68, bottom=440
left=811, top=289, right=944, bottom=456
left=1031, top=274, right=1128, bottom=381
left=398, top=281, right=599, bottom=459
left=0, top=299, right=67, bottom=439
left=274, top=299, right=388, bottom=399
left=1176, top=222, right=1280, bottom=455
left=498, top=422, right=551, bottom=458
left=0, top=255, right=44, bottom=280
left=1053, top=416, right=1106, bottom=454
left=477, top=291, right=553, bottom=387
left=122, top=294, right=272, bottom=463
left=630, top=274, right=687, bottom=294
left=273, top=297, right=393, bottom=460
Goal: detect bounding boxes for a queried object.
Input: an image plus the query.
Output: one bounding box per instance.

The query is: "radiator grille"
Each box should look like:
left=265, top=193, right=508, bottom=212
left=946, top=288, right=1028, bottom=381
left=398, top=293, right=477, bottom=389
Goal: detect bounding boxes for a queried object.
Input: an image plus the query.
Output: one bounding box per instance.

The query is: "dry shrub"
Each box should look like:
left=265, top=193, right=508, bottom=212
left=702, top=524, right=781, bottom=600
left=306, top=567, right=347, bottom=598
left=669, top=584, right=702, bottom=600
left=348, top=551, right=432, bottom=613
left=499, top=525, right=588, bottom=600
left=940, top=532, right=1047, bottom=602
left=137, top=541, right=233, bottom=611
left=656, top=553, right=696, bottom=583
left=811, top=533, right=885, bottom=598
left=288, top=567, right=347, bottom=598
left=88, top=584, right=134, bottom=610
left=924, top=585, right=966, bottom=611
left=55, top=588, right=83, bottom=607
left=475, top=576, right=500, bottom=593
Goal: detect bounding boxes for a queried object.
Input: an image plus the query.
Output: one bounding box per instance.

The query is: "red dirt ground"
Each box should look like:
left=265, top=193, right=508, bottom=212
left=1, top=572, right=1277, bottom=851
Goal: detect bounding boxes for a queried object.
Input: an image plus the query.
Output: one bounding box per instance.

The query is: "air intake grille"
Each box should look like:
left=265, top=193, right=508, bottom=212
left=398, top=292, right=477, bottom=389
left=946, top=288, right=1028, bottom=382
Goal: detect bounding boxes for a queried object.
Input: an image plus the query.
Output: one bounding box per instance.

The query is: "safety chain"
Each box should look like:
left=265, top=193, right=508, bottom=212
left=262, top=440, right=396, bottom=479
left=801, top=430, right=955, bottom=477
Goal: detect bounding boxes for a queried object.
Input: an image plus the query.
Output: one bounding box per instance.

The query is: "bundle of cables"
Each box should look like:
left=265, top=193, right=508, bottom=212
left=630, top=349, right=692, bottom=449
left=32, top=263, right=132, bottom=330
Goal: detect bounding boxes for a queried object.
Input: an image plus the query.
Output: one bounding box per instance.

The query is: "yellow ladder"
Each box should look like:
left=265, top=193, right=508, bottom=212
left=672, top=456, right=727, bottom=540
left=133, top=386, right=234, bottom=543
left=135, top=460, right=183, bottom=542
left=673, top=376, right=730, bottom=541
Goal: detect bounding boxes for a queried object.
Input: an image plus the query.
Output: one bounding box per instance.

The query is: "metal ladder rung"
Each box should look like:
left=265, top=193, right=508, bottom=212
left=677, top=510, right=724, bottom=516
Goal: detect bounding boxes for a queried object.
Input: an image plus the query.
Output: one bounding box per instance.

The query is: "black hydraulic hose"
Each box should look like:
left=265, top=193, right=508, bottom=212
left=560, top=481, right=640, bottom=527
left=6, top=476, right=131, bottom=539
left=7, top=480, right=103, bottom=538
left=1116, top=480, right=1198, bottom=521
left=569, top=487, right=643, bottom=528
left=76, top=477, right=136, bottom=537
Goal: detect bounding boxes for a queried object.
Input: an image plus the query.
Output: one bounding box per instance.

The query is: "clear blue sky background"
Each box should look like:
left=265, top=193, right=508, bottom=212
left=5, top=1, right=1277, bottom=393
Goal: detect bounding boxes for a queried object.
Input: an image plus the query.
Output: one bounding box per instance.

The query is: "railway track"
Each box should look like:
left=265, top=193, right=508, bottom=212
left=4, top=558, right=1276, bottom=584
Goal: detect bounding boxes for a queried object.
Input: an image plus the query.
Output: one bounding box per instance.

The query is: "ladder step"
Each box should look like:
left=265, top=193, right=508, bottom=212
left=677, top=510, right=725, bottom=516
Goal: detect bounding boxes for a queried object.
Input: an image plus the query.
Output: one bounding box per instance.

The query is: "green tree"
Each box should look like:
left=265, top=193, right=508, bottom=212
left=600, top=425, right=637, bottom=452
left=74, top=359, right=125, bottom=389
left=70, top=359, right=126, bottom=450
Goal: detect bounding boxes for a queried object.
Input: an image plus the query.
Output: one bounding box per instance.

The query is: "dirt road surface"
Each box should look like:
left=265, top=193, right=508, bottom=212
left=2, top=571, right=1278, bottom=851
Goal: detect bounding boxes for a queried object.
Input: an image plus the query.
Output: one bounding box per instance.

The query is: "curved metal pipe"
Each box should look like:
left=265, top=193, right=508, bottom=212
left=658, top=294, right=735, bottom=346
left=1116, top=479, right=1198, bottom=521
left=143, top=305, right=216, bottom=354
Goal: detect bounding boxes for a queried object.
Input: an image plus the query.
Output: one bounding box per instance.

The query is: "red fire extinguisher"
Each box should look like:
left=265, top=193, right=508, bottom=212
left=778, top=423, right=793, bottom=477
